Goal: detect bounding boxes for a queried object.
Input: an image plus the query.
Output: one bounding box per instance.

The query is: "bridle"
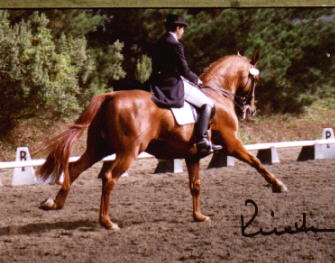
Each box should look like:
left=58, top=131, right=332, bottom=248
left=235, top=68, right=258, bottom=119
left=202, top=65, right=259, bottom=119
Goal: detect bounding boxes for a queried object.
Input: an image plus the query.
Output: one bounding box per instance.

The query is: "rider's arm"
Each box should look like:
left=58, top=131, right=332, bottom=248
left=173, top=41, right=200, bottom=85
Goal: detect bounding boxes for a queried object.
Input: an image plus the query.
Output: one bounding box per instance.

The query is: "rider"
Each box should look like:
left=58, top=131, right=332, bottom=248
left=150, top=14, right=222, bottom=157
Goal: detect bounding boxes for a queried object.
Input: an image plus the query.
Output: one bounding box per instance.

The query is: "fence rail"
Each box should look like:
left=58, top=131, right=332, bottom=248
left=1, top=139, right=334, bottom=170
left=244, top=139, right=335, bottom=151
left=0, top=152, right=153, bottom=169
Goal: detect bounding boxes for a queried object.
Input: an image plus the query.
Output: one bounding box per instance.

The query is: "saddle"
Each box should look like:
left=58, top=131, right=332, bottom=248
left=171, top=101, right=198, bottom=125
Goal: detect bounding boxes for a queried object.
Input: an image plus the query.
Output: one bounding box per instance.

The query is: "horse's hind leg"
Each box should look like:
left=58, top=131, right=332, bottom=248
left=185, top=157, right=210, bottom=222
left=224, top=136, right=287, bottom=193
left=40, top=149, right=101, bottom=210
left=99, top=151, right=136, bottom=230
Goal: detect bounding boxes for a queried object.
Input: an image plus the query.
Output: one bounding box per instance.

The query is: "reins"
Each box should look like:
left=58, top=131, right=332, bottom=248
left=201, top=69, right=257, bottom=119
left=202, top=84, right=235, bottom=101
left=202, top=74, right=256, bottom=105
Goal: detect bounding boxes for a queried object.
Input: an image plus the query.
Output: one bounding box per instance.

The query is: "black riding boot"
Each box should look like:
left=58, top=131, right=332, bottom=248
left=196, top=104, right=222, bottom=158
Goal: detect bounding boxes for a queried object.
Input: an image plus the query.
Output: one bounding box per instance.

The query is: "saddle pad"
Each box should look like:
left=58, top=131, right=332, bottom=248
left=171, top=101, right=198, bottom=125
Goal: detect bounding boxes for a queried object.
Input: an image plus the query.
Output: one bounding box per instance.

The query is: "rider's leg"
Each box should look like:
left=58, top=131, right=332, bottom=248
left=183, top=79, right=222, bottom=156
left=196, top=104, right=222, bottom=154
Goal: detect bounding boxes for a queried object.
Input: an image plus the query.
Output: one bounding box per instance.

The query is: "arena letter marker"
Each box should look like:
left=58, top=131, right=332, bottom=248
left=315, top=128, right=335, bottom=159
left=12, top=147, right=37, bottom=185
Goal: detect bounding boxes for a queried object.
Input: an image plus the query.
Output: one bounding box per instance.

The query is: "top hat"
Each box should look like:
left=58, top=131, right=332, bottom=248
left=165, top=14, right=188, bottom=27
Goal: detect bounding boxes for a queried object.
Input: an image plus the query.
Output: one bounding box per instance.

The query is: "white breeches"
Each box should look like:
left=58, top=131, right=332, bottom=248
left=183, top=79, right=214, bottom=108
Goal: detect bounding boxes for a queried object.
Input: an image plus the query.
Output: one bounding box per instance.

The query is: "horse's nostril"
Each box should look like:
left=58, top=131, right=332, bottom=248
left=245, top=106, right=256, bottom=119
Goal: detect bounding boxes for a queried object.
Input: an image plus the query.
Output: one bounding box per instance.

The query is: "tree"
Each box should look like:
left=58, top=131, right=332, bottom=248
left=245, top=8, right=335, bottom=113
left=133, top=8, right=334, bottom=113
left=0, top=10, right=125, bottom=136
left=135, top=54, right=152, bottom=84
left=1, top=7, right=333, bottom=139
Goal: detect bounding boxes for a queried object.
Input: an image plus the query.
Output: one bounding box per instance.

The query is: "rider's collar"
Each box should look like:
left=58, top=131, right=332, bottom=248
left=169, top=31, right=178, bottom=42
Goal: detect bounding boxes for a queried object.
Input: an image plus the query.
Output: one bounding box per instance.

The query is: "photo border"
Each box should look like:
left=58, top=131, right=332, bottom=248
left=0, top=0, right=333, bottom=8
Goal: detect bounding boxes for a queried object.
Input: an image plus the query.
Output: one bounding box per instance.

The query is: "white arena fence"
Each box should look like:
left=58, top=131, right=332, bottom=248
left=0, top=128, right=334, bottom=186
left=1, top=139, right=335, bottom=170
left=0, top=152, right=153, bottom=169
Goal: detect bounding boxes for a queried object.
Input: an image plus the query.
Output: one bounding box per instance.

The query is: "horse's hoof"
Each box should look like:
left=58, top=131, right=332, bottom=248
left=109, top=222, right=120, bottom=231
left=272, top=183, right=288, bottom=193
left=100, top=219, right=120, bottom=231
left=39, top=197, right=57, bottom=210
left=194, top=214, right=211, bottom=222
left=104, top=223, right=120, bottom=231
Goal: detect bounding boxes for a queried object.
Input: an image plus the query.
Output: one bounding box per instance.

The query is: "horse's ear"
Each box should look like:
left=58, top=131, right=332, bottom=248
left=237, top=51, right=241, bottom=56
left=251, top=50, right=260, bottom=65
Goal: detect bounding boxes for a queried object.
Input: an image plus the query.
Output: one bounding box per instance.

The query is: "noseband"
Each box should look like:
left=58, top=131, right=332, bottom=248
left=235, top=68, right=258, bottom=117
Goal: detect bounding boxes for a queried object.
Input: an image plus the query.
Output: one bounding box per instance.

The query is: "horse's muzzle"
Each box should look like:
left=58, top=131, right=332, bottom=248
left=242, top=105, right=256, bottom=120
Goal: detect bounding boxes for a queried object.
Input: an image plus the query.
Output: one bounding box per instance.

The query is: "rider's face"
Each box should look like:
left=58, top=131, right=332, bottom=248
left=176, top=26, right=185, bottom=39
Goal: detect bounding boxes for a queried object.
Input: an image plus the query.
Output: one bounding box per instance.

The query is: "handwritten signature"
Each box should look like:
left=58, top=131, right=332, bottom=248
left=241, top=199, right=335, bottom=237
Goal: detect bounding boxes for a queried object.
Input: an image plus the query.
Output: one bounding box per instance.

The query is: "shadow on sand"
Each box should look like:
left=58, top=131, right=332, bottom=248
left=0, top=220, right=98, bottom=236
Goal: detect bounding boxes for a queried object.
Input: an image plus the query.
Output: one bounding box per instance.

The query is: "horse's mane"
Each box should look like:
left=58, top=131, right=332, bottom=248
left=200, top=54, right=250, bottom=81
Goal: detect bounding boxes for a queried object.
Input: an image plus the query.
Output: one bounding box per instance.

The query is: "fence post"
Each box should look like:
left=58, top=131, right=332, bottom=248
left=208, top=151, right=235, bottom=168
left=256, top=146, right=280, bottom=164
left=154, top=159, right=183, bottom=173
left=297, top=145, right=315, bottom=161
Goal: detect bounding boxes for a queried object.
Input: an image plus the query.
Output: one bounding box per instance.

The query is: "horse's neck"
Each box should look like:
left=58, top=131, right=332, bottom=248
left=204, top=76, right=238, bottom=95
left=202, top=57, right=246, bottom=95
left=203, top=68, right=240, bottom=94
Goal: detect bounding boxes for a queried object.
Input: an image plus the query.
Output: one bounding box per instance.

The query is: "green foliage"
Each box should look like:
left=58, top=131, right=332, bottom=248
left=0, top=11, right=79, bottom=120
left=8, top=9, right=106, bottom=38
left=1, top=7, right=334, bottom=138
left=79, top=41, right=126, bottom=103
left=0, top=10, right=124, bottom=135
left=138, top=8, right=334, bottom=114
left=244, top=8, right=335, bottom=113
left=135, top=54, right=152, bottom=84
left=45, top=9, right=106, bottom=38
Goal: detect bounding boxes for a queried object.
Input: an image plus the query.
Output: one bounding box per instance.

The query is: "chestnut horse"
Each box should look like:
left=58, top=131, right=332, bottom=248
left=38, top=52, right=287, bottom=230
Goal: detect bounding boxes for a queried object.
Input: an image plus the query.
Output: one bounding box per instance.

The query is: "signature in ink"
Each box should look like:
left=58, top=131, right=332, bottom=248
left=241, top=199, right=335, bottom=237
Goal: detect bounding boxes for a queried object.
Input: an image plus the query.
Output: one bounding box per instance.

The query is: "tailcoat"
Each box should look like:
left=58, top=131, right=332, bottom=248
left=150, top=32, right=199, bottom=108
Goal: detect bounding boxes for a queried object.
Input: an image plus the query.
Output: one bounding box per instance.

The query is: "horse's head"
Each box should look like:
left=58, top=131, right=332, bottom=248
left=201, top=50, right=260, bottom=120
left=234, top=50, right=260, bottom=120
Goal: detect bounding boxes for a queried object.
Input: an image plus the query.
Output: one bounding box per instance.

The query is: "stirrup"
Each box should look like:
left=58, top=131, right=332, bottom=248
left=196, top=139, right=222, bottom=158
left=211, top=143, right=223, bottom=152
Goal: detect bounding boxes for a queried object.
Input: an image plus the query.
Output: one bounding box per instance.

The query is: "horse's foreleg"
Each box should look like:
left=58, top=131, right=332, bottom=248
left=99, top=152, right=136, bottom=230
left=226, top=138, right=287, bottom=193
left=185, top=157, right=210, bottom=222
left=40, top=150, right=100, bottom=210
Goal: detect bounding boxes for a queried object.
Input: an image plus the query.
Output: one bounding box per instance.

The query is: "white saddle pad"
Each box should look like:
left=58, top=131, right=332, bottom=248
left=171, top=101, right=198, bottom=125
